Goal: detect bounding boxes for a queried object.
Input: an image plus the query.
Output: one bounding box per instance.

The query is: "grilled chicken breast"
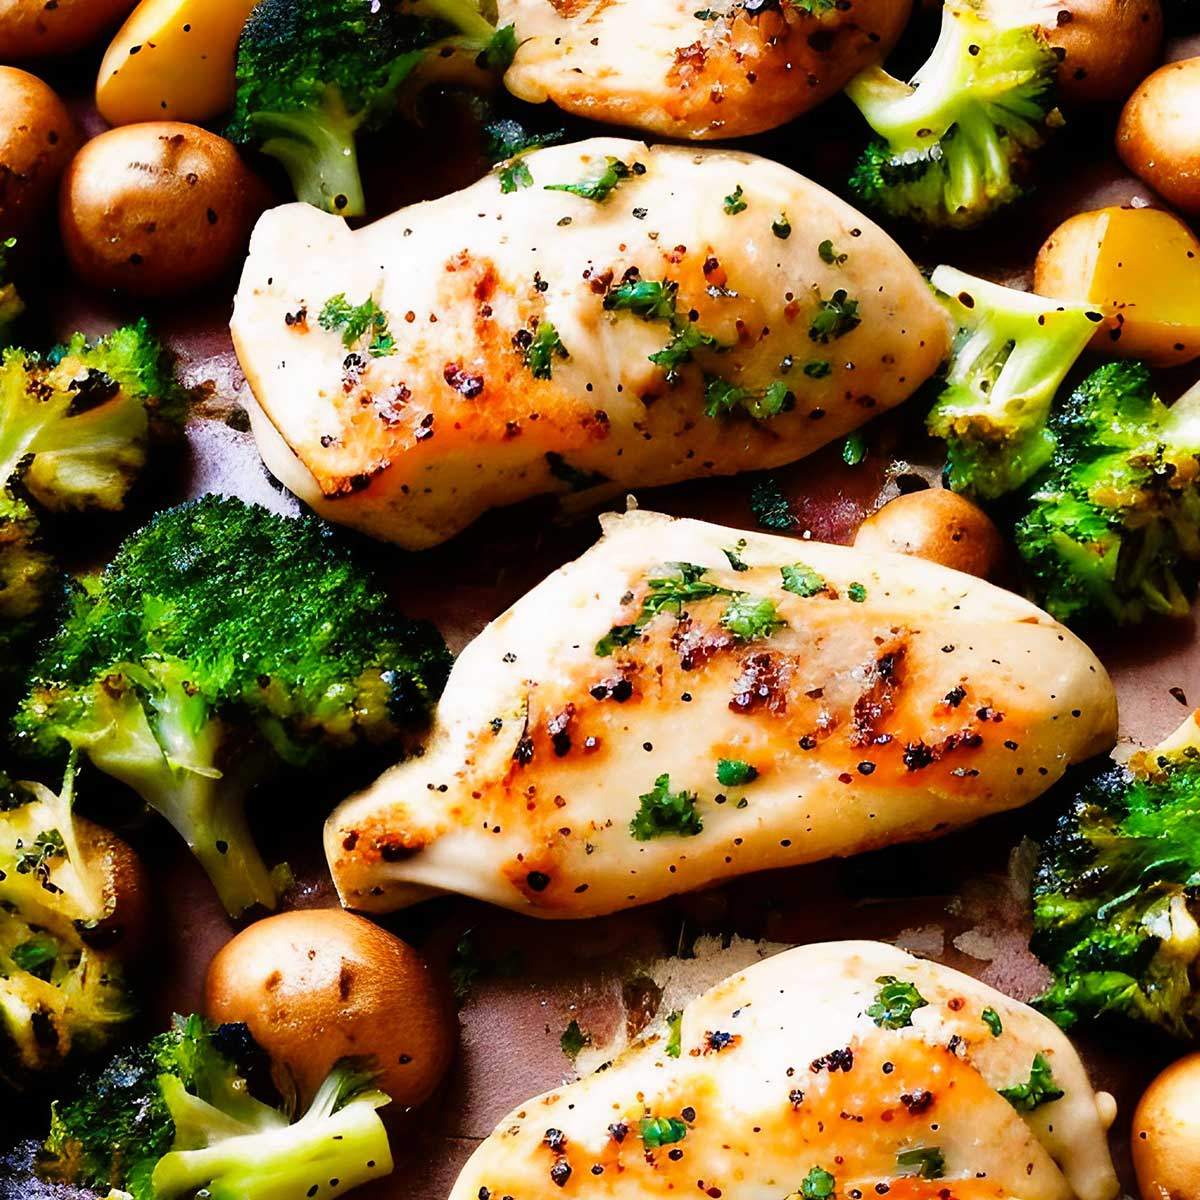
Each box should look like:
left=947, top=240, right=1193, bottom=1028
left=447, top=941, right=1120, bottom=1200
left=232, top=137, right=949, bottom=550
left=325, top=510, right=1117, bottom=917
left=496, top=0, right=913, bottom=139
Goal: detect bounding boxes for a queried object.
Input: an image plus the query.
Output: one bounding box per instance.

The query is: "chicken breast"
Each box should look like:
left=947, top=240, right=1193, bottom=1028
left=231, top=137, right=949, bottom=550
left=447, top=941, right=1120, bottom=1200
left=496, top=0, right=913, bottom=140
left=325, top=510, right=1117, bottom=917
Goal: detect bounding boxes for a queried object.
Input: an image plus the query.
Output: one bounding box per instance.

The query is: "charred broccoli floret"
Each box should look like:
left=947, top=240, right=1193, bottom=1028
left=1014, top=361, right=1200, bottom=626
left=0, top=319, right=184, bottom=514
left=0, top=490, right=58, bottom=713
left=38, top=1013, right=393, bottom=1199
left=0, top=761, right=133, bottom=1085
left=1032, top=715, right=1200, bottom=1039
left=14, top=495, right=451, bottom=916
left=230, top=0, right=515, bottom=217
left=925, top=266, right=1101, bottom=499
left=846, top=2, right=1061, bottom=229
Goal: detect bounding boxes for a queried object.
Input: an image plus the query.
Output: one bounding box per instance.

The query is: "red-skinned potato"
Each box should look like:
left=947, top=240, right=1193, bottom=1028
left=853, top=489, right=1005, bottom=579
left=1132, top=1054, right=1200, bottom=1200
left=59, top=121, right=269, bottom=299
left=1118, top=57, right=1200, bottom=214
left=205, top=909, right=455, bottom=1110
left=0, top=67, right=77, bottom=240
left=0, top=0, right=135, bottom=59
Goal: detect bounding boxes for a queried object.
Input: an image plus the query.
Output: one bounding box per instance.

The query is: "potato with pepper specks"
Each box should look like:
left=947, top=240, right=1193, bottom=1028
left=205, top=909, right=455, bottom=1110
left=1118, top=57, right=1200, bottom=215
left=59, top=121, right=268, bottom=299
left=0, top=67, right=77, bottom=241
left=1132, top=1054, right=1200, bottom=1200
left=853, top=488, right=1006, bottom=579
left=0, top=0, right=135, bottom=59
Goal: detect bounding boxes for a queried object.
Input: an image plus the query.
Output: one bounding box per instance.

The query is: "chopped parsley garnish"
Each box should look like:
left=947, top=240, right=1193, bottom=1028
left=641, top=1116, right=689, bottom=1149
left=781, top=563, right=827, bottom=597
left=16, top=828, right=66, bottom=883
left=800, top=1166, right=836, bottom=1200
left=720, top=594, right=784, bottom=641
left=896, top=1147, right=945, bottom=1180
left=665, top=1010, right=683, bottom=1057
left=630, top=774, right=703, bottom=841
left=867, top=975, right=929, bottom=1029
left=497, top=157, right=534, bottom=193
left=10, top=934, right=58, bottom=979
left=525, top=320, right=569, bottom=379
left=722, top=540, right=749, bottom=572
left=772, top=213, right=792, bottom=239
left=848, top=582, right=867, bottom=603
left=818, top=239, right=847, bottom=266
left=841, top=432, right=868, bottom=466
left=704, top=374, right=794, bottom=421
left=650, top=324, right=727, bottom=385
left=318, top=294, right=396, bottom=357
left=791, top=0, right=837, bottom=12
left=999, top=1053, right=1065, bottom=1111
left=750, top=476, right=795, bottom=530
left=716, top=759, right=758, bottom=786
left=804, top=360, right=832, bottom=379
left=724, top=185, right=748, bottom=214
left=547, top=156, right=643, bottom=203
left=560, top=1019, right=589, bottom=1059
left=809, top=289, right=861, bottom=343
left=695, top=7, right=721, bottom=17
left=596, top=563, right=730, bottom=656
left=545, top=452, right=607, bottom=492
left=479, top=24, right=519, bottom=72
left=982, top=1007, right=1003, bottom=1037
left=604, top=276, right=678, bottom=321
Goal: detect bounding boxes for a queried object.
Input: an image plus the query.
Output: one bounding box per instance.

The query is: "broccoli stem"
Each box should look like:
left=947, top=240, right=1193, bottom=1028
left=408, top=0, right=496, bottom=39
left=152, top=1070, right=393, bottom=1200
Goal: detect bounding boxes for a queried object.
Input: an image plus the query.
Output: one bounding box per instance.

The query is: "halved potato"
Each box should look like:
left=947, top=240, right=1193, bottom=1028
left=1033, top=205, right=1200, bottom=366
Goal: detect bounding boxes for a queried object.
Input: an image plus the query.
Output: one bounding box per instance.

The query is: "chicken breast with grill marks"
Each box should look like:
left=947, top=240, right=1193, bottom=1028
left=447, top=941, right=1120, bottom=1200
left=324, top=510, right=1118, bottom=918
left=231, top=137, right=950, bottom=550
left=496, top=0, right=913, bottom=139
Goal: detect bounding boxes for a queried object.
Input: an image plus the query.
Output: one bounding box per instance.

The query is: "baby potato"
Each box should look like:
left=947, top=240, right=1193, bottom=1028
left=1034, top=205, right=1200, bottom=366
left=853, top=489, right=1005, bottom=579
left=1118, top=57, right=1200, bottom=214
left=59, top=121, right=268, bottom=298
left=76, top=814, right=152, bottom=963
left=1132, top=1053, right=1200, bottom=1200
left=205, top=908, right=455, bottom=1109
left=0, top=0, right=135, bottom=59
left=0, top=67, right=77, bottom=240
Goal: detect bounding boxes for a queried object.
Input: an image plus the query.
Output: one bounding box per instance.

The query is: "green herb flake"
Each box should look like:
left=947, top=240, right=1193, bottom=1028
left=848, top=582, right=867, bottom=603
left=781, top=563, right=827, bottom=597
left=896, top=1147, right=945, bottom=1180
left=724, top=185, right=748, bottom=215
left=716, top=759, right=759, bottom=787
left=480, top=24, right=519, bottom=73
left=595, top=563, right=732, bottom=657
left=650, top=324, right=726, bottom=385
left=10, top=934, right=58, bottom=979
left=800, top=1166, right=836, bottom=1200
left=841, top=433, right=868, bottom=466
left=547, top=156, right=642, bottom=203
left=982, top=1007, right=1003, bottom=1037
left=818, top=239, right=847, bottom=266
left=772, top=214, right=792, bottom=240
left=790, top=0, right=837, bottom=12
left=722, top=539, right=749, bottom=572
left=560, top=1019, right=589, bottom=1059
left=604, top=276, right=678, bottom=322
left=498, top=157, right=534, bottom=194
left=630, top=774, right=703, bottom=841
left=809, top=289, right=861, bottom=343
left=665, top=1010, right=683, bottom=1058
left=640, top=1115, right=689, bottom=1149
left=16, top=828, right=66, bottom=882
left=804, top=360, right=832, bottom=379
left=721, top=594, right=785, bottom=641
left=750, top=476, right=795, bottom=531
left=999, top=1053, right=1065, bottom=1112
left=545, top=452, right=606, bottom=492
left=525, top=320, right=569, bottom=379
left=318, top=293, right=396, bottom=358
left=867, top=975, right=929, bottom=1029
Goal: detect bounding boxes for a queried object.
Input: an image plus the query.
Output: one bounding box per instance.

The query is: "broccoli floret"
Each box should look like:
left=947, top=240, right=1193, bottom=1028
left=0, top=319, right=184, bottom=514
left=229, top=0, right=515, bottom=217
left=1031, top=722, right=1200, bottom=1039
left=14, top=495, right=451, bottom=916
left=845, top=2, right=1061, bottom=229
left=925, top=265, right=1101, bottom=499
left=1014, top=361, right=1200, bottom=626
left=39, top=1013, right=393, bottom=1199
left=0, top=760, right=133, bottom=1084
left=0, top=489, right=55, bottom=623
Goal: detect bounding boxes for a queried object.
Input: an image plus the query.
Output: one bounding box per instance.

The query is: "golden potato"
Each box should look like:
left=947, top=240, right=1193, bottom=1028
left=1118, top=57, right=1200, bottom=214
left=77, top=814, right=152, bottom=963
left=59, top=122, right=268, bottom=298
left=1132, top=1053, right=1200, bottom=1200
left=853, top=488, right=1005, bottom=579
left=0, top=66, right=77, bottom=240
left=0, top=0, right=135, bottom=59
left=205, top=909, right=455, bottom=1109
left=1034, top=204, right=1200, bottom=366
